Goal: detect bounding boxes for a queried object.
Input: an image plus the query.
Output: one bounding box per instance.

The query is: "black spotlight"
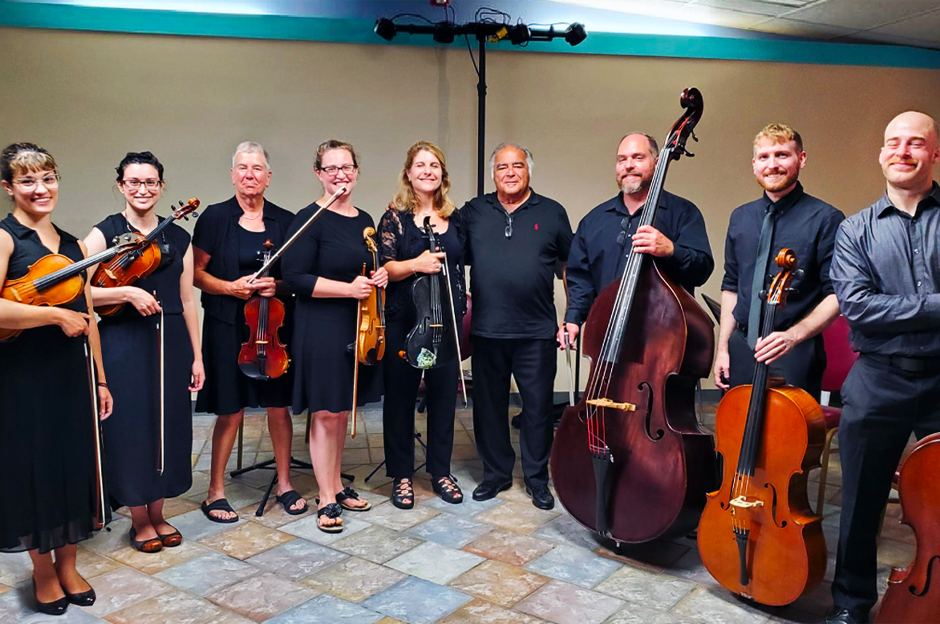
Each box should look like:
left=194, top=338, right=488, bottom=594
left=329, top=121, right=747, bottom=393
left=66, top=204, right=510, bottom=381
left=433, top=21, right=456, bottom=44
left=564, top=22, right=587, bottom=46
left=508, top=24, right=530, bottom=45
left=375, top=18, right=396, bottom=41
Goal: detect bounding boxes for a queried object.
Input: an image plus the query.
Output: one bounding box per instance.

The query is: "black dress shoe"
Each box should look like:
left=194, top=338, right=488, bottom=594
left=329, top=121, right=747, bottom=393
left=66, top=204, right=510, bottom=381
left=525, top=484, right=555, bottom=510
left=826, top=606, right=869, bottom=624
left=472, top=480, right=512, bottom=501
left=33, top=579, right=68, bottom=616
left=65, top=587, right=96, bottom=607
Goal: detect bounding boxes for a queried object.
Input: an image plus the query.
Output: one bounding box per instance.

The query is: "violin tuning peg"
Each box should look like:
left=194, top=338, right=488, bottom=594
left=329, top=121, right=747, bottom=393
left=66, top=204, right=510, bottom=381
left=178, top=200, right=184, bottom=206
left=691, top=130, right=699, bottom=143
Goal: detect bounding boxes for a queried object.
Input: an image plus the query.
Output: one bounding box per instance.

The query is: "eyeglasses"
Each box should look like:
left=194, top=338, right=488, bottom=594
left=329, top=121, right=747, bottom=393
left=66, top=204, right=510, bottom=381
left=319, top=165, right=358, bottom=176
left=121, top=178, right=162, bottom=191
left=504, top=213, right=513, bottom=239
left=12, top=174, right=60, bottom=190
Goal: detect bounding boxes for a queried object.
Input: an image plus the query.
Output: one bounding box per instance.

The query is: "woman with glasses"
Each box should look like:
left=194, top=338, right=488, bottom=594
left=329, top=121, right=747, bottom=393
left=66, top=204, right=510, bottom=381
left=83, top=151, right=204, bottom=553
left=377, top=141, right=467, bottom=509
left=0, top=142, right=112, bottom=615
left=282, top=139, right=387, bottom=533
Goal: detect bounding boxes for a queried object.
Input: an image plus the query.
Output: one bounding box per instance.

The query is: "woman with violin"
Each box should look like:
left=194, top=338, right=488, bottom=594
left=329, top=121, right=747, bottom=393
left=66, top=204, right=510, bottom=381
left=83, top=151, right=203, bottom=553
left=377, top=141, right=466, bottom=509
left=0, top=143, right=112, bottom=615
left=282, top=140, right=387, bottom=533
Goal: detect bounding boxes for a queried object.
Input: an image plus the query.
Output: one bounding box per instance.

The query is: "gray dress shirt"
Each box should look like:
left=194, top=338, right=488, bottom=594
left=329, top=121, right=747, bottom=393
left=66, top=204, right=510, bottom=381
left=830, top=183, right=940, bottom=356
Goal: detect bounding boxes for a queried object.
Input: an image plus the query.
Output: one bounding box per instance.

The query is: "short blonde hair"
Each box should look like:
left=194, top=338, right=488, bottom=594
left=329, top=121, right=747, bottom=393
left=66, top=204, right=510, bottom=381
left=1, top=142, right=57, bottom=184
left=754, top=123, right=803, bottom=153
left=392, top=141, right=455, bottom=218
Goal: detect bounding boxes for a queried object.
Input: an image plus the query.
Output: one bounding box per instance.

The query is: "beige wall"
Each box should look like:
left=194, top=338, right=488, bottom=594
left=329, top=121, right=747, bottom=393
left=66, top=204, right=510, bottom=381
left=3, top=27, right=940, bottom=390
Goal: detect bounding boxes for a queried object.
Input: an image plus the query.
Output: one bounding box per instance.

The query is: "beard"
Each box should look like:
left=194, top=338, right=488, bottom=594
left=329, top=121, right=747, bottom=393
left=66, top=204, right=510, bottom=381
left=757, top=168, right=799, bottom=193
left=617, top=171, right=652, bottom=195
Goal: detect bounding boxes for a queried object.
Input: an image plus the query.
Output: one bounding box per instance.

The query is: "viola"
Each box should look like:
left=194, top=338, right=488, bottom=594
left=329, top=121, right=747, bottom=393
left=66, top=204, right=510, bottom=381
left=697, top=249, right=827, bottom=606
left=876, top=431, right=940, bottom=623
left=0, top=233, right=146, bottom=342
left=92, top=198, right=199, bottom=316
left=238, top=240, right=289, bottom=380
left=401, top=217, right=457, bottom=369
left=551, top=87, right=716, bottom=545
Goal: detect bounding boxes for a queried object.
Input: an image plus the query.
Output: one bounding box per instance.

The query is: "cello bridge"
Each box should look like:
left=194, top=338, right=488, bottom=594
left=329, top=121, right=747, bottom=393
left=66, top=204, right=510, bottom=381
left=729, top=496, right=763, bottom=509
left=586, top=398, right=636, bottom=412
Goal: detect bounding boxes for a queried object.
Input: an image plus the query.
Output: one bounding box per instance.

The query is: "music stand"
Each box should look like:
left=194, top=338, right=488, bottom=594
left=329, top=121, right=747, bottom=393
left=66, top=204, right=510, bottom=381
left=701, top=293, right=722, bottom=324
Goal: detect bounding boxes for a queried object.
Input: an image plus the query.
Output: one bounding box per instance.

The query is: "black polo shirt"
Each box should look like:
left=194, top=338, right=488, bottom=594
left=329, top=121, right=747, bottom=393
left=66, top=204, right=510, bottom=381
left=722, top=182, right=844, bottom=331
left=565, top=190, right=713, bottom=325
left=461, top=190, right=573, bottom=340
left=192, top=195, right=295, bottom=324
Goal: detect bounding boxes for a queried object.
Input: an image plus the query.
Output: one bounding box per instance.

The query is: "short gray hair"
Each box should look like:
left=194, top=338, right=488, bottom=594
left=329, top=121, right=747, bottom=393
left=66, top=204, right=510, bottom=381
left=620, top=133, right=659, bottom=159
left=489, top=142, right=534, bottom=179
left=232, top=141, right=270, bottom=170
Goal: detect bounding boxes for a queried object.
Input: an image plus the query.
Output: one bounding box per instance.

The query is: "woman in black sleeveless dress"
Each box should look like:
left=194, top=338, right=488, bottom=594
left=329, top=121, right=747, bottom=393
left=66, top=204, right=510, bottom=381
left=84, top=152, right=204, bottom=553
left=378, top=141, right=467, bottom=509
left=282, top=140, right=387, bottom=532
left=0, top=143, right=112, bottom=615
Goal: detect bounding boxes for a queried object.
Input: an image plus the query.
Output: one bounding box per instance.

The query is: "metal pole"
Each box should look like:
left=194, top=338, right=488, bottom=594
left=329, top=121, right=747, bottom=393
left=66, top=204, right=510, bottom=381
left=476, top=32, right=487, bottom=196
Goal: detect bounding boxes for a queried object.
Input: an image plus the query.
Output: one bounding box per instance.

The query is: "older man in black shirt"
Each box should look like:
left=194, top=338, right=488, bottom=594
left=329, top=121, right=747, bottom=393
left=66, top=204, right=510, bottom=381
left=561, top=132, right=713, bottom=343
left=827, top=111, right=940, bottom=624
left=715, top=124, right=844, bottom=399
left=461, top=142, right=573, bottom=510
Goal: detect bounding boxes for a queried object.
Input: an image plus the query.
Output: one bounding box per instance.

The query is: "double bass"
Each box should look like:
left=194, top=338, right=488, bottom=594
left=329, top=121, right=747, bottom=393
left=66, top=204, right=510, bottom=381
left=697, top=249, right=827, bottom=606
left=238, top=240, right=290, bottom=380
left=876, top=431, right=940, bottom=623
left=551, top=87, right=716, bottom=545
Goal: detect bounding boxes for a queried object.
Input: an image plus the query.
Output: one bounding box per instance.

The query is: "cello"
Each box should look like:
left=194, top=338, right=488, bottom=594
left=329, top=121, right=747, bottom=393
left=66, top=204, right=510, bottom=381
left=876, top=432, right=940, bottom=623
left=238, top=240, right=290, bottom=380
left=697, top=249, right=827, bottom=606
left=551, top=87, right=716, bottom=545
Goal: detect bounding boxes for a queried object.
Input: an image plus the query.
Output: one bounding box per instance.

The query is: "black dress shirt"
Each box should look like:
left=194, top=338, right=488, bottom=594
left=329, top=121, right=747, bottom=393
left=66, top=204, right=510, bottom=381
left=461, top=190, right=573, bottom=340
left=565, top=190, right=713, bottom=325
left=722, top=183, right=844, bottom=331
left=831, top=183, right=940, bottom=356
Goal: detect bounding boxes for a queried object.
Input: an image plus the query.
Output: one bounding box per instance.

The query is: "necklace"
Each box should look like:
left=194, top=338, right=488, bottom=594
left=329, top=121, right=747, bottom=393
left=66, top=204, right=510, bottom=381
left=240, top=211, right=263, bottom=221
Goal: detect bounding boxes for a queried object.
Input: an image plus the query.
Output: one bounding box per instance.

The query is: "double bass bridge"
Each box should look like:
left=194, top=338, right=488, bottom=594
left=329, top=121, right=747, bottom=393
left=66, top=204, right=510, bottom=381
left=586, top=398, right=636, bottom=412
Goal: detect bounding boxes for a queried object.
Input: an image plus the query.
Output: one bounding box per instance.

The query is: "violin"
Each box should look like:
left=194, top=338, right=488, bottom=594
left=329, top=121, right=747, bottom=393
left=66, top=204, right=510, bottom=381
left=238, top=240, right=290, bottom=380
left=551, top=87, right=716, bottom=545
left=0, top=233, right=147, bottom=342
left=697, top=249, right=827, bottom=606
left=356, top=226, right=386, bottom=366
left=92, top=198, right=199, bottom=316
left=401, top=217, right=457, bottom=369
left=876, top=431, right=940, bottom=623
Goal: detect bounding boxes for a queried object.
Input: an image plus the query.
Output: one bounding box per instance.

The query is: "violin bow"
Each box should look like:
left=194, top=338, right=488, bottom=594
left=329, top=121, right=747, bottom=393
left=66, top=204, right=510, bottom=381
left=248, top=185, right=347, bottom=283
left=561, top=275, right=576, bottom=406
left=155, top=291, right=165, bottom=476
left=440, top=251, right=467, bottom=405
left=83, top=338, right=107, bottom=530
left=350, top=263, right=366, bottom=439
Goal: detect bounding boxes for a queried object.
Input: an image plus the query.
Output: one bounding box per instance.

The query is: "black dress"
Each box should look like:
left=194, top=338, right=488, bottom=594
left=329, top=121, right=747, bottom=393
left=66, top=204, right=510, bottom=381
left=192, top=197, right=295, bottom=415
left=0, top=215, right=102, bottom=554
left=282, top=205, right=382, bottom=414
left=95, top=214, right=194, bottom=509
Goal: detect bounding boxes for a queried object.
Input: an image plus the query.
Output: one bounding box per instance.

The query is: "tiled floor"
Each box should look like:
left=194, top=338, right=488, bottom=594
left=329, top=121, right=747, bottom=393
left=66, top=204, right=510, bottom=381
left=0, top=403, right=915, bottom=623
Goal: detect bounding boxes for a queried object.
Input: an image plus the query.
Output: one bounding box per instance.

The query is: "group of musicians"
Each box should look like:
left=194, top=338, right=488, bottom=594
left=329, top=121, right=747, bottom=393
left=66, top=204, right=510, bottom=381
left=0, top=108, right=937, bottom=622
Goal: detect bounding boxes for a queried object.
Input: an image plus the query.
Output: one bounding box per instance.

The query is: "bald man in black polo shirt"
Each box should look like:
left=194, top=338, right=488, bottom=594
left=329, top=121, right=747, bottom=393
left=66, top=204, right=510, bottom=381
left=461, top=142, right=573, bottom=510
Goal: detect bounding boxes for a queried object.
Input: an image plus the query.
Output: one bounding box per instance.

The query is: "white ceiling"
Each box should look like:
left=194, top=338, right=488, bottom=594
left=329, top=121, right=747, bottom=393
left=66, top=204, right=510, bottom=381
left=549, top=0, right=940, bottom=49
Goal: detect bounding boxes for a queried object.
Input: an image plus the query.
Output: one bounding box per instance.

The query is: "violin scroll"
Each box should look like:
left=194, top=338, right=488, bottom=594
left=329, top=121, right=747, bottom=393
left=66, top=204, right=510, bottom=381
left=767, top=248, right=798, bottom=307
left=667, top=87, right=704, bottom=160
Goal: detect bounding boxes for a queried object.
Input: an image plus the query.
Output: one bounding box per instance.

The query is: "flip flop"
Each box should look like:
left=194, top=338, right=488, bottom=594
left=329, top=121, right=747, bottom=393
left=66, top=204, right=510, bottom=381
left=129, top=527, right=163, bottom=553
left=201, top=498, right=239, bottom=524
left=275, top=490, right=309, bottom=515
left=335, top=486, right=372, bottom=512
left=317, top=503, right=344, bottom=533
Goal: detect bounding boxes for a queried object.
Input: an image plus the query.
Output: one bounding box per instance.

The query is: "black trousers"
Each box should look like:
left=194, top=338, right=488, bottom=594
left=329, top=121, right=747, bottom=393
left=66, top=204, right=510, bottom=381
left=727, top=327, right=826, bottom=400
left=471, top=336, right=556, bottom=487
left=382, top=318, right=457, bottom=479
left=831, top=354, right=940, bottom=615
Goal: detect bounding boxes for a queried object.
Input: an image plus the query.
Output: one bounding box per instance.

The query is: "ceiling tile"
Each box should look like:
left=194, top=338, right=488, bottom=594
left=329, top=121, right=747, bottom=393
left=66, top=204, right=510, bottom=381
left=866, top=7, right=940, bottom=40
left=690, top=0, right=803, bottom=16
left=784, top=0, right=940, bottom=30
left=747, top=17, right=858, bottom=38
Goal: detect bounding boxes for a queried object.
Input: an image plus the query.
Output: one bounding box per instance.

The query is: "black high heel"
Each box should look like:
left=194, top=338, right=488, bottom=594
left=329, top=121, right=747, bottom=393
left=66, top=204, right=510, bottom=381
left=32, top=578, right=69, bottom=616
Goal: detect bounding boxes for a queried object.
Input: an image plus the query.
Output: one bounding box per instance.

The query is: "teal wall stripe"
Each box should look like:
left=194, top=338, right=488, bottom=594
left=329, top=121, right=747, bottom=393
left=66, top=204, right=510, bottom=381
left=3, top=1, right=940, bottom=69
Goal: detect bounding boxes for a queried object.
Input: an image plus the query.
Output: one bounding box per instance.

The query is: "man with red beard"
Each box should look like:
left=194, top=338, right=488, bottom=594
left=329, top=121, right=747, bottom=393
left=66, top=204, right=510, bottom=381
left=562, top=133, right=713, bottom=347
left=713, top=124, right=843, bottom=399
left=827, top=111, right=940, bottom=624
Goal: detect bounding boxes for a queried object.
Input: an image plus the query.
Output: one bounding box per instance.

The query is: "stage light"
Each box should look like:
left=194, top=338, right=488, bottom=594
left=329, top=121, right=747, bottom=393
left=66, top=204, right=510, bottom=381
left=508, top=24, right=530, bottom=45
left=375, top=18, right=396, bottom=41
left=433, top=21, right=456, bottom=44
left=564, top=22, right=587, bottom=46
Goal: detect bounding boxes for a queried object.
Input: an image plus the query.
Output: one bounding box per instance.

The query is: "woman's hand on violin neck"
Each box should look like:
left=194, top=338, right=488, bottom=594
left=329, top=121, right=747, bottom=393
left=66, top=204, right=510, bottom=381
left=126, top=287, right=162, bottom=316
left=370, top=267, right=389, bottom=288
left=189, top=360, right=205, bottom=392
left=56, top=309, right=90, bottom=337
left=413, top=250, right=445, bottom=275
left=349, top=275, right=374, bottom=300
left=228, top=275, right=264, bottom=300
left=97, top=386, right=113, bottom=420
left=256, top=278, right=278, bottom=298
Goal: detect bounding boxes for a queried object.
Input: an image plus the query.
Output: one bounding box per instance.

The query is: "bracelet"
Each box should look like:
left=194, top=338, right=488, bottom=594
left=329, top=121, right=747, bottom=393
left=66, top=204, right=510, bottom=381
left=97, top=381, right=108, bottom=388
left=412, top=261, right=418, bottom=277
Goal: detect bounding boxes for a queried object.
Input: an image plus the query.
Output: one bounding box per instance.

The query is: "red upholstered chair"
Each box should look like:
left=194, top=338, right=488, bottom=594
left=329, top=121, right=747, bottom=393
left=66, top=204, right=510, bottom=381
left=816, top=315, right=858, bottom=514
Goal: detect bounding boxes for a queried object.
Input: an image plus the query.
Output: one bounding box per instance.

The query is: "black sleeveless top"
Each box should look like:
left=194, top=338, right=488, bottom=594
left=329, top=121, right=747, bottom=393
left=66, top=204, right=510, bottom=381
left=95, top=213, right=191, bottom=316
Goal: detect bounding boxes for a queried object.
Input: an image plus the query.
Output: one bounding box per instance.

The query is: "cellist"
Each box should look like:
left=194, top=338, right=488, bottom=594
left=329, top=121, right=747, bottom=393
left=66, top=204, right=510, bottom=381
left=561, top=132, right=713, bottom=346
left=828, top=111, right=940, bottom=624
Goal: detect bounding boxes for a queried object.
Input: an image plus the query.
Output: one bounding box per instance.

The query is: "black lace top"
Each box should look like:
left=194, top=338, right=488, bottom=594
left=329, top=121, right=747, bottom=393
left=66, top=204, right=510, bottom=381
left=378, top=206, right=467, bottom=321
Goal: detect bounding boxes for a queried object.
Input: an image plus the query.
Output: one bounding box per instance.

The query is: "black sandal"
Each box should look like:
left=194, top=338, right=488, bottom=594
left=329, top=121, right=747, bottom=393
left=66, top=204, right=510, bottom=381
left=275, top=490, right=309, bottom=515
left=335, top=486, right=371, bottom=512
left=317, top=503, right=344, bottom=533
left=392, top=477, right=415, bottom=509
left=200, top=498, right=239, bottom=524
left=432, top=475, right=463, bottom=504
